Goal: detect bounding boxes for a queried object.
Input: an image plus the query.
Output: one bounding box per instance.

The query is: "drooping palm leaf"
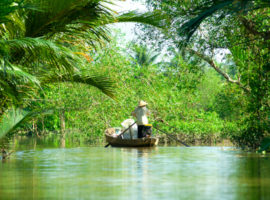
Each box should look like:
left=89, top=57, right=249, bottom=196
left=25, top=0, right=113, bottom=38
left=0, top=60, right=41, bottom=105
left=178, top=0, right=270, bottom=44
left=179, top=0, right=234, bottom=43
left=43, top=73, right=116, bottom=99
left=2, top=37, right=83, bottom=72
left=0, top=107, right=54, bottom=138
left=0, top=0, right=23, bottom=24
left=116, top=10, right=168, bottom=29
left=0, top=0, right=39, bottom=24
left=0, top=0, right=167, bottom=114
left=0, top=108, right=30, bottom=138
left=0, top=64, right=40, bottom=86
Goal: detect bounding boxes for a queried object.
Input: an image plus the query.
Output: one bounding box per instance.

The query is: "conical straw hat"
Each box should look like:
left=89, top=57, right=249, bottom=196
left=138, top=100, right=148, bottom=107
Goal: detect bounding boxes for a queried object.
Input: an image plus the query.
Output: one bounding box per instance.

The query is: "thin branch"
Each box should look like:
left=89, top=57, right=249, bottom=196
left=187, top=48, right=250, bottom=93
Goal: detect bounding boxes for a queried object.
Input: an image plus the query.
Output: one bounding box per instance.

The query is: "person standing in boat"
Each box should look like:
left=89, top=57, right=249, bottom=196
left=132, top=100, right=152, bottom=138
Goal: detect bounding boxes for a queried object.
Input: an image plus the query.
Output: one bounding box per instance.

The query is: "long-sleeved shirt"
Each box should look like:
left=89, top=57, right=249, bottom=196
left=132, top=107, right=150, bottom=125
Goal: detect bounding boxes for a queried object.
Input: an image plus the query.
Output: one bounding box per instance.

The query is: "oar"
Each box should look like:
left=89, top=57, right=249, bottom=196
left=153, top=125, right=190, bottom=147
left=104, top=121, right=137, bottom=148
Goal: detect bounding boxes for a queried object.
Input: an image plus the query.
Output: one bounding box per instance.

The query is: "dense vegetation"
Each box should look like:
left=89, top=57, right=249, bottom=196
left=135, top=0, right=270, bottom=149
left=1, top=36, right=244, bottom=145
left=0, top=0, right=162, bottom=137
left=0, top=0, right=269, bottom=150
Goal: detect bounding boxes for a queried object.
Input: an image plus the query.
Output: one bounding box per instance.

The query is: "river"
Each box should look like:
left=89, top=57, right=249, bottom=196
left=0, top=137, right=270, bottom=200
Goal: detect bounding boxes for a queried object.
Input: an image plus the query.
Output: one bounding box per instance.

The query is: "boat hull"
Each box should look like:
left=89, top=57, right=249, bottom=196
left=105, top=134, right=159, bottom=147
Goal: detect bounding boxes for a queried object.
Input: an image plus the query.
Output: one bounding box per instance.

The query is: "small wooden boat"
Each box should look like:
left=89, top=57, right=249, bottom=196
left=105, top=128, right=159, bottom=147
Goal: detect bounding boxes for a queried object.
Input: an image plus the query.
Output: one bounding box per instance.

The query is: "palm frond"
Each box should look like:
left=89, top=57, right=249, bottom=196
left=1, top=37, right=83, bottom=72
left=0, top=79, right=19, bottom=104
left=0, top=0, right=168, bottom=115
left=25, top=0, right=113, bottom=38
left=65, top=23, right=111, bottom=49
left=117, top=10, right=168, bottom=29
left=129, top=44, right=159, bottom=67
left=178, top=0, right=270, bottom=45
left=0, top=107, right=54, bottom=138
left=0, top=63, right=40, bottom=86
left=0, top=60, right=41, bottom=105
left=0, top=108, right=30, bottom=138
left=179, top=0, right=234, bottom=44
left=0, top=10, right=26, bottom=39
left=0, top=0, right=22, bottom=24
left=43, top=73, right=116, bottom=99
left=0, top=0, right=39, bottom=24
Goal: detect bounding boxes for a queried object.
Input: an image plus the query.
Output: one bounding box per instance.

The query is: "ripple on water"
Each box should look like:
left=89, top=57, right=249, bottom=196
left=1, top=146, right=270, bottom=200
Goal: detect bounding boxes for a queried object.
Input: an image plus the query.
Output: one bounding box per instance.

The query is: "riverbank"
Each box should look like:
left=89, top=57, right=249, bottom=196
left=1, top=131, right=233, bottom=151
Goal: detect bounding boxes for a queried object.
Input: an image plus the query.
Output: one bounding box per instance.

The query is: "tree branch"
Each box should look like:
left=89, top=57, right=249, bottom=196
left=239, top=17, right=270, bottom=41
left=187, top=48, right=250, bottom=93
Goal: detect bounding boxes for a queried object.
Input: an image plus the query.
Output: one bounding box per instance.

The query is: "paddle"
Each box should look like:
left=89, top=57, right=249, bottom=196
left=153, top=125, right=190, bottom=147
left=104, top=121, right=137, bottom=148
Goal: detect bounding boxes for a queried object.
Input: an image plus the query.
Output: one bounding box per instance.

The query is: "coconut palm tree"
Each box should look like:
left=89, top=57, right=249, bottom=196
left=0, top=0, right=166, bottom=137
left=129, top=44, right=159, bottom=68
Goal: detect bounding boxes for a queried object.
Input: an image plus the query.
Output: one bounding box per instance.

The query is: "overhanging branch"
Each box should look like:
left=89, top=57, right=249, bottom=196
left=187, top=48, right=250, bottom=93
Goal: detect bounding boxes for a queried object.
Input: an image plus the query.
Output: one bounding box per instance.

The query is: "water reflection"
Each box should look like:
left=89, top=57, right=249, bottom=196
left=60, top=134, right=66, bottom=148
left=0, top=142, right=270, bottom=200
left=136, top=148, right=154, bottom=200
left=117, top=148, right=157, bottom=199
left=233, top=153, right=270, bottom=200
left=2, top=134, right=102, bottom=151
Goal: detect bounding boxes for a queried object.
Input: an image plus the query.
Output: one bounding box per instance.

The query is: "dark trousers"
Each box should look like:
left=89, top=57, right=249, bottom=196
left=138, top=125, right=152, bottom=138
left=138, top=125, right=145, bottom=138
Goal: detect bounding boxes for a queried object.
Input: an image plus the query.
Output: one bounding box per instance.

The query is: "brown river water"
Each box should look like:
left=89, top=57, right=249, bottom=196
left=0, top=136, right=270, bottom=200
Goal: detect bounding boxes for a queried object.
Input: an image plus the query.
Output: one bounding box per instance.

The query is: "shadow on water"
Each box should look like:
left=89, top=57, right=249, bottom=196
left=0, top=133, right=102, bottom=152
left=233, top=153, right=270, bottom=200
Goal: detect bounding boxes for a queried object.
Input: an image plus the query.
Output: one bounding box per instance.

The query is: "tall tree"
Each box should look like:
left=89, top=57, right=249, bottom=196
left=138, top=0, right=270, bottom=149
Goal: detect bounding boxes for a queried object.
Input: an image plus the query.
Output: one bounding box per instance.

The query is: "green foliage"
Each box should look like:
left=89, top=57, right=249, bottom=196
left=0, top=108, right=30, bottom=138
left=0, top=0, right=117, bottom=116
left=117, top=10, right=168, bottom=29
left=213, top=84, right=244, bottom=120
left=258, top=138, right=270, bottom=153
left=0, top=107, right=53, bottom=138
left=26, top=37, right=233, bottom=144
left=0, top=0, right=166, bottom=138
left=1, top=0, right=268, bottom=149
left=226, top=15, right=270, bottom=148
left=128, top=43, right=159, bottom=68
left=139, top=0, right=270, bottom=149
